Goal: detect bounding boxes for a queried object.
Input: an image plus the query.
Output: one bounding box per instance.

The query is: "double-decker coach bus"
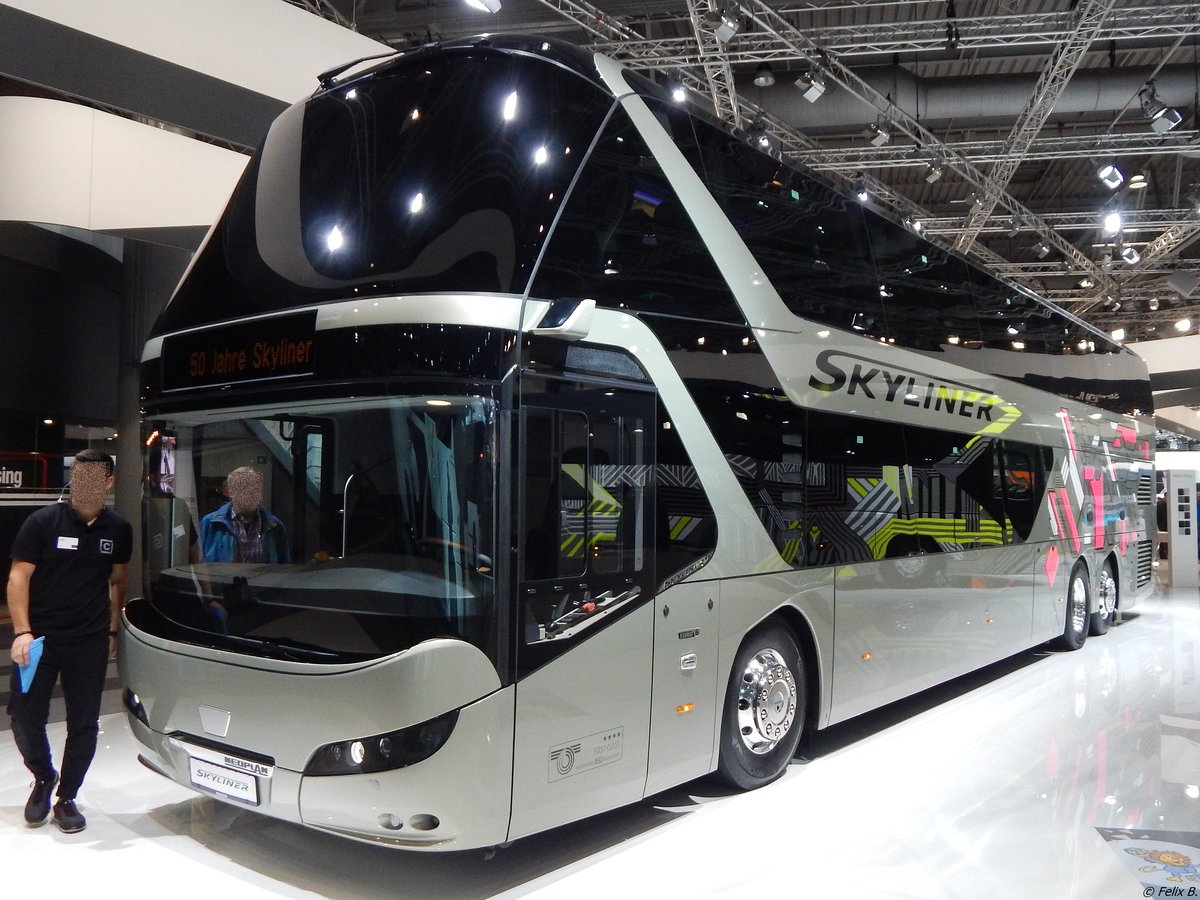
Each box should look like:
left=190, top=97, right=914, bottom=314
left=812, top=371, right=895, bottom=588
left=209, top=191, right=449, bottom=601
left=120, top=35, right=1156, bottom=850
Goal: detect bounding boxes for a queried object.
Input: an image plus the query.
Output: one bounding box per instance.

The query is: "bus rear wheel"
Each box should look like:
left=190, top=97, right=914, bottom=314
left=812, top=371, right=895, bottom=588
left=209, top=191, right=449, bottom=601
left=1055, top=564, right=1090, bottom=651
left=716, top=621, right=806, bottom=791
left=1090, top=560, right=1118, bottom=635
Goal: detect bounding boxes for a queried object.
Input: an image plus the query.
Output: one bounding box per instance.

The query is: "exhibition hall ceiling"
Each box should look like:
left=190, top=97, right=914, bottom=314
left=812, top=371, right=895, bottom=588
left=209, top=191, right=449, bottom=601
left=308, top=0, right=1200, bottom=344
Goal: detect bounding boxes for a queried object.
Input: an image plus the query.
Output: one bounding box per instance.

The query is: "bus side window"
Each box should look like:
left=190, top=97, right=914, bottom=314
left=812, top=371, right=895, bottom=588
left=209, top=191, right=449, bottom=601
left=523, top=409, right=588, bottom=582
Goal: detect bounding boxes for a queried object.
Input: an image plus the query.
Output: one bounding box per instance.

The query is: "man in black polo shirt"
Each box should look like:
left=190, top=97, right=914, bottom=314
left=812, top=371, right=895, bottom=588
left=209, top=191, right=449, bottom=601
left=7, top=448, right=132, bottom=834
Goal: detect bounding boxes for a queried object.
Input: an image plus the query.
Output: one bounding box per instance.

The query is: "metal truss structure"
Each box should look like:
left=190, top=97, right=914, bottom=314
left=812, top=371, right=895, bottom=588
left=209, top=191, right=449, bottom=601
left=592, top=3, right=1198, bottom=63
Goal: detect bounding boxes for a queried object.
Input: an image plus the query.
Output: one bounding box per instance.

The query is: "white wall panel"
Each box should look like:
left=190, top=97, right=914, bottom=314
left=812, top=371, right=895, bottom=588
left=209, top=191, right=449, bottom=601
left=2, top=0, right=387, bottom=102
left=0, top=96, right=246, bottom=232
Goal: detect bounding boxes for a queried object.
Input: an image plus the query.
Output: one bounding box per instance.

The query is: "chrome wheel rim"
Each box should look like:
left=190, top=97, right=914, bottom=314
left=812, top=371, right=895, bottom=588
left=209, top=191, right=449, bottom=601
left=736, top=648, right=797, bottom=755
left=1097, top=570, right=1117, bottom=620
left=1070, top=574, right=1088, bottom=634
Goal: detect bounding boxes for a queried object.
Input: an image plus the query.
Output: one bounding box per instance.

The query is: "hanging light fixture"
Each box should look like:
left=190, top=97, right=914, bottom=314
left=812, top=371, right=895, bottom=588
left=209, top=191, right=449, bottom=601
left=712, top=3, right=740, bottom=43
left=463, top=0, right=502, bottom=12
left=853, top=175, right=869, bottom=203
left=753, top=62, right=776, bottom=87
left=1139, top=80, right=1183, bottom=132
left=862, top=123, right=891, bottom=146
left=794, top=70, right=826, bottom=102
left=925, top=158, right=944, bottom=183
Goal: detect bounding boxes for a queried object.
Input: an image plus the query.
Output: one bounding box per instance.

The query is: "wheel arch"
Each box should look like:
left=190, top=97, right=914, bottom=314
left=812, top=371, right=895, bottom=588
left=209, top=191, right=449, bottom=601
left=761, top=604, right=822, bottom=737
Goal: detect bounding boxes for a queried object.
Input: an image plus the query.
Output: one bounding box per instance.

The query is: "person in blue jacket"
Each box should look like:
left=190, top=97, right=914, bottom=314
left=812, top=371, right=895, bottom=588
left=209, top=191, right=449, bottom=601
left=199, top=467, right=290, bottom=563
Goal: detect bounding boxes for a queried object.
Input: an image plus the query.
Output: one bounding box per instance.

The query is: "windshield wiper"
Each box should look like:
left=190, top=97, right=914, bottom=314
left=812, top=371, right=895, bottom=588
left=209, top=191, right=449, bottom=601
left=219, top=633, right=342, bottom=662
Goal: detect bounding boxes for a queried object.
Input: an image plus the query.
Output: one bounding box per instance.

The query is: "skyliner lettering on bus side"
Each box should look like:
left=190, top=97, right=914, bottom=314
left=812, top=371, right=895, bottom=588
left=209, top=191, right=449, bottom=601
left=808, top=349, right=997, bottom=421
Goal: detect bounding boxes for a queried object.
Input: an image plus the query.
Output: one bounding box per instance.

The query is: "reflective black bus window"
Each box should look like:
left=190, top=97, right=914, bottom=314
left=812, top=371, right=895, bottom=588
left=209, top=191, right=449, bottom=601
left=522, top=408, right=589, bottom=582
left=533, top=106, right=740, bottom=322
left=647, top=96, right=885, bottom=336
left=655, top=401, right=717, bottom=584
left=802, top=411, right=908, bottom=564
left=155, top=50, right=615, bottom=334
left=864, top=218, right=984, bottom=354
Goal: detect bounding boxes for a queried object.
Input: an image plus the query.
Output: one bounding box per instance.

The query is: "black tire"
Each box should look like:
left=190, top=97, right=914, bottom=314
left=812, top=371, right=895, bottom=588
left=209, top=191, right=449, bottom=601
left=1089, top=560, right=1118, bottom=635
left=716, top=621, right=806, bottom=791
left=1055, top=563, right=1090, bottom=651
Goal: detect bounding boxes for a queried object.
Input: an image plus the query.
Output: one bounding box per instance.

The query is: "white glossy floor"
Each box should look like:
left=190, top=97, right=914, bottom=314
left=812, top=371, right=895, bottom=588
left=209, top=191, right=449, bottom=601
left=3, top=584, right=1199, bottom=899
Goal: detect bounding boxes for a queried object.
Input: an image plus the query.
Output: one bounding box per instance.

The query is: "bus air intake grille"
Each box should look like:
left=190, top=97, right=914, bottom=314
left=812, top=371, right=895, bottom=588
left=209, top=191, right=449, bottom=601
left=1136, top=475, right=1154, bottom=506
left=1137, top=539, right=1153, bottom=587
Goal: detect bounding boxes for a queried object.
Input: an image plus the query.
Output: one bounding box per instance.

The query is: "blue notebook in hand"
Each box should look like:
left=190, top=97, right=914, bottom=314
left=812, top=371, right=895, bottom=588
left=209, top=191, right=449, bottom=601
left=18, top=636, right=44, bottom=694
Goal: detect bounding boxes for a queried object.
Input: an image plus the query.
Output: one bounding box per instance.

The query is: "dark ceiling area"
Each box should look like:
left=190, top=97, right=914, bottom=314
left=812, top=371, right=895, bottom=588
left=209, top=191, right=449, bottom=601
left=303, top=0, right=1200, bottom=344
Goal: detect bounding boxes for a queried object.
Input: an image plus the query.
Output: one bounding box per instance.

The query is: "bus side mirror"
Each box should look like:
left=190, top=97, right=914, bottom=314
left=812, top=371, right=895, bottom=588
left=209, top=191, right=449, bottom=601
left=529, top=298, right=595, bottom=341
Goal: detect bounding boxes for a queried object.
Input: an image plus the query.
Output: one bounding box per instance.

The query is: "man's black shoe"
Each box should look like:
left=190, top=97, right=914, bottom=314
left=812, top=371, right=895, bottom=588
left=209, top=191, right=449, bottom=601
left=52, top=799, right=86, bottom=834
left=23, top=772, right=58, bottom=826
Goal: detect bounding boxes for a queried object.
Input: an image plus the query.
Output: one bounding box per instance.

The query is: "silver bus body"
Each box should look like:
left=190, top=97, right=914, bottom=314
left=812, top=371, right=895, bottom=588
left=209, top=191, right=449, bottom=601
left=123, top=36, right=1155, bottom=851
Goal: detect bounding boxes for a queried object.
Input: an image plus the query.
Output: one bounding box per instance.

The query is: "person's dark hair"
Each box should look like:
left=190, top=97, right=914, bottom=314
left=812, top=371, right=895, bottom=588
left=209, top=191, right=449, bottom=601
left=75, top=448, right=115, bottom=476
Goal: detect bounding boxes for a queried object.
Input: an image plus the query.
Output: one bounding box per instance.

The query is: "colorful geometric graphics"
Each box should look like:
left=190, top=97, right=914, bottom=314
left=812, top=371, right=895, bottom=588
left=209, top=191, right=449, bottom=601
left=1044, top=544, right=1060, bottom=587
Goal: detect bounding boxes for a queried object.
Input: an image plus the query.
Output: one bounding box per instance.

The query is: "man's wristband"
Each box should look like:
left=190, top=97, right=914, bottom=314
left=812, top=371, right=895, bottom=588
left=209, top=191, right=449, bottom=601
left=13, top=631, right=31, bottom=638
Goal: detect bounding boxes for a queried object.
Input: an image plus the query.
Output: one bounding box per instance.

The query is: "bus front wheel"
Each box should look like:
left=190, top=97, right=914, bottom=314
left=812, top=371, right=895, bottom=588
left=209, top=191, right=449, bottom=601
left=1056, top=564, right=1090, bottom=651
left=716, top=621, right=806, bottom=791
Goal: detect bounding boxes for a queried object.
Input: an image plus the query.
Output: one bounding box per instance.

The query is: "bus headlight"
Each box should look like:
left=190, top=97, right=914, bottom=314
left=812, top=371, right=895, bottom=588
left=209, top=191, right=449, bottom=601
left=303, top=710, right=459, bottom=776
left=123, top=688, right=149, bottom=726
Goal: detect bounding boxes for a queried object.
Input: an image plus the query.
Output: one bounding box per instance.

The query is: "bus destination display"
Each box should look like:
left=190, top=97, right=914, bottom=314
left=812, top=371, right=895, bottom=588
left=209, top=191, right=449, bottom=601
left=161, top=312, right=317, bottom=391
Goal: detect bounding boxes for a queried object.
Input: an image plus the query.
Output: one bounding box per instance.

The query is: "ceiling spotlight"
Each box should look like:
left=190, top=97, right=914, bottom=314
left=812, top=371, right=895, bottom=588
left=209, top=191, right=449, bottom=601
left=964, top=192, right=983, bottom=213
left=753, top=62, right=776, bottom=88
left=463, top=0, right=502, bottom=12
left=863, top=123, right=891, bottom=146
left=1032, top=240, right=1051, bottom=259
left=1148, top=297, right=1159, bottom=311
left=1102, top=211, right=1123, bottom=236
left=795, top=71, right=826, bottom=102
left=925, top=158, right=944, bottom=183
left=903, top=214, right=923, bottom=233
left=712, top=5, right=740, bottom=43
left=1078, top=275, right=1094, bottom=288
left=1139, top=80, right=1183, bottom=132
left=1111, top=327, right=1126, bottom=342
left=671, top=84, right=687, bottom=103
left=1007, top=218, right=1022, bottom=237
left=854, top=176, right=869, bottom=203
left=1119, top=245, right=1141, bottom=264
left=1097, top=163, right=1124, bottom=190
left=1127, top=173, right=1148, bottom=190
left=1175, top=317, right=1192, bottom=332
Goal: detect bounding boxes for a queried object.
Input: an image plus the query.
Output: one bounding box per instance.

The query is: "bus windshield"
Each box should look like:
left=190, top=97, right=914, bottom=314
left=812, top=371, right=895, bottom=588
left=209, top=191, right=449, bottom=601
left=142, top=396, right=497, bottom=662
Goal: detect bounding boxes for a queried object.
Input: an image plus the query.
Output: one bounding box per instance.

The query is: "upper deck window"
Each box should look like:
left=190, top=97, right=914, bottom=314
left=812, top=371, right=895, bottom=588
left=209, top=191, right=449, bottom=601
left=154, top=50, right=614, bottom=336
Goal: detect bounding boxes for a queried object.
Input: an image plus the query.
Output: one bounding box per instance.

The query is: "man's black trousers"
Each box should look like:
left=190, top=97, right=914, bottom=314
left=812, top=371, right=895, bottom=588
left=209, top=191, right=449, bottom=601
left=7, top=632, right=109, bottom=800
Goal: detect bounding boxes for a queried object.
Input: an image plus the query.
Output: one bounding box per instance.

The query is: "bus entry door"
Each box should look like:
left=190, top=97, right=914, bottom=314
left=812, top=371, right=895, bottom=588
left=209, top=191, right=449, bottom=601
left=509, top=375, right=656, bottom=841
